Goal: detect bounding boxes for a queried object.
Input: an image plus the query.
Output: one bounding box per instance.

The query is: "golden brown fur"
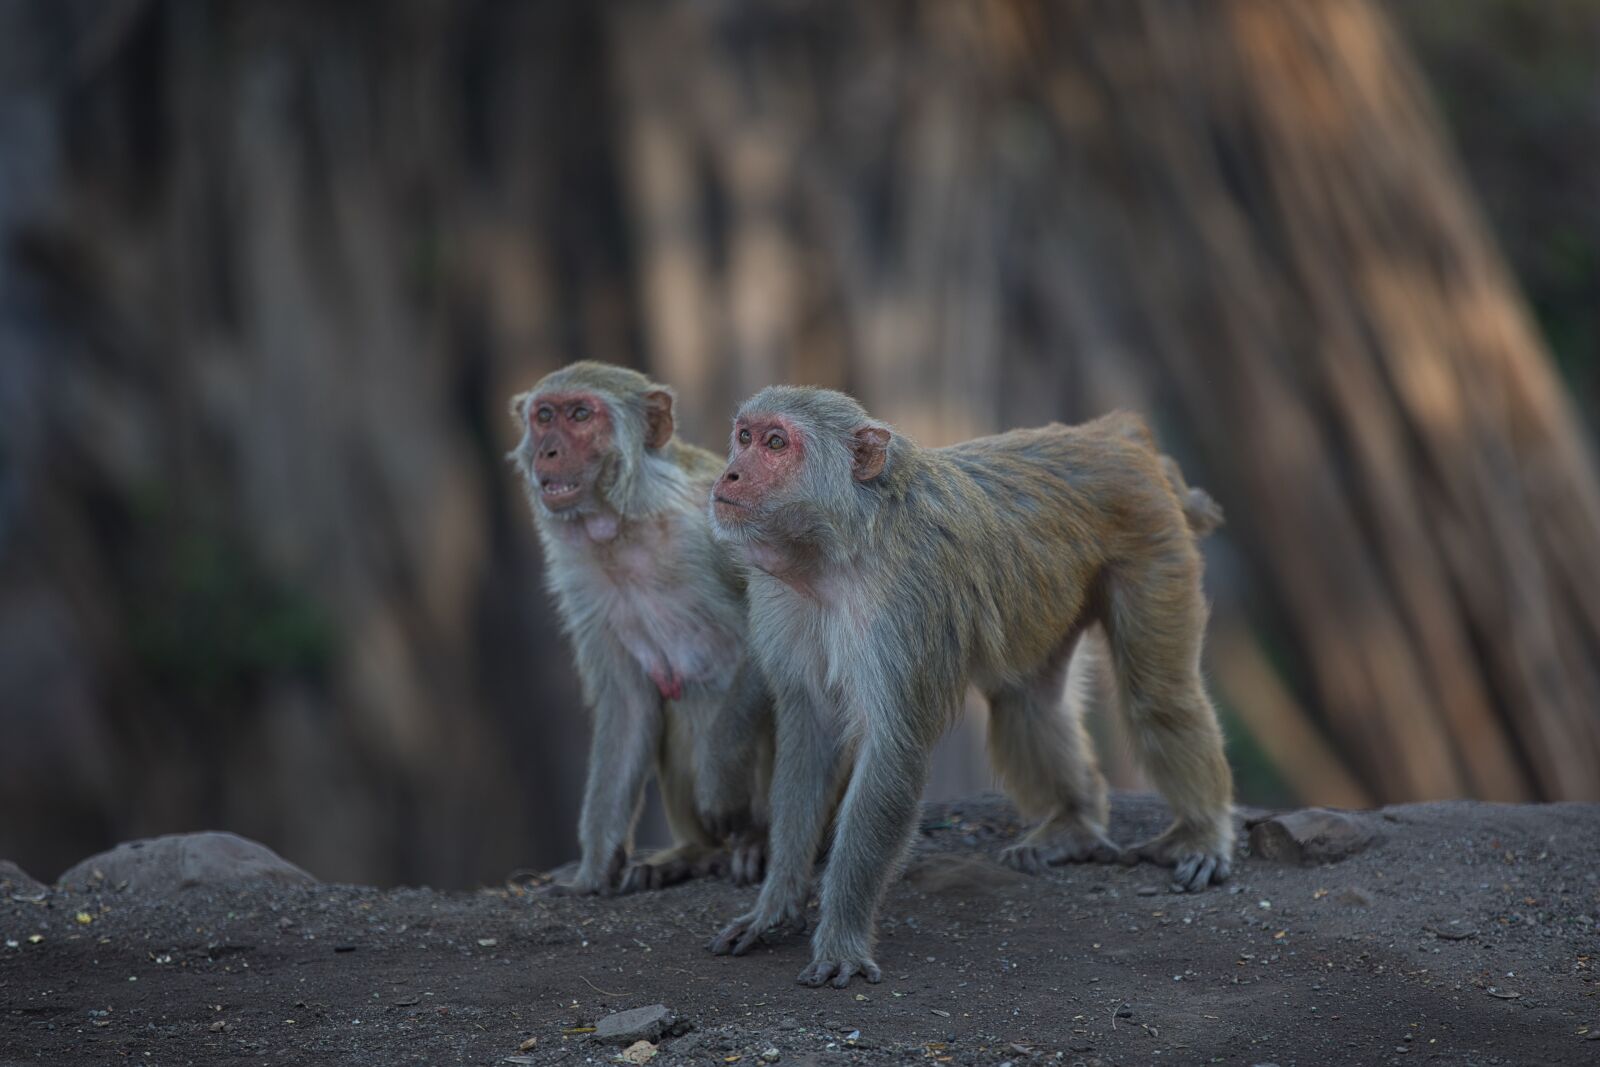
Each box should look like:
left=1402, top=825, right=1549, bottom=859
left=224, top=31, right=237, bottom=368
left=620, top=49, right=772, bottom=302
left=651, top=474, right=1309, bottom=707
left=706, top=388, right=1233, bottom=987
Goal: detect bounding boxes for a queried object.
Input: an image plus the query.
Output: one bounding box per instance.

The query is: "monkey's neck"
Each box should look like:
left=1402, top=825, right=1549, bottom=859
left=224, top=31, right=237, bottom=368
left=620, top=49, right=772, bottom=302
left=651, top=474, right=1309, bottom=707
left=541, top=506, right=629, bottom=548
left=582, top=513, right=621, bottom=543
left=740, top=538, right=838, bottom=600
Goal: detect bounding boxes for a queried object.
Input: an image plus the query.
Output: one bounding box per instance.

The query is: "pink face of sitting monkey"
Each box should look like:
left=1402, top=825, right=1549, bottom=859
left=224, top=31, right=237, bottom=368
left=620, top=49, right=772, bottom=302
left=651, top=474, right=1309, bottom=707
left=523, top=390, right=615, bottom=514
left=519, top=385, right=673, bottom=521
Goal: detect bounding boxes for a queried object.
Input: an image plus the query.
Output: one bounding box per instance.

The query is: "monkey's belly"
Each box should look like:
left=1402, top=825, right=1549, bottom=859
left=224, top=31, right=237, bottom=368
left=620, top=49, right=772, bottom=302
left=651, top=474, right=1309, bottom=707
left=609, top=607, right=737, bottom=700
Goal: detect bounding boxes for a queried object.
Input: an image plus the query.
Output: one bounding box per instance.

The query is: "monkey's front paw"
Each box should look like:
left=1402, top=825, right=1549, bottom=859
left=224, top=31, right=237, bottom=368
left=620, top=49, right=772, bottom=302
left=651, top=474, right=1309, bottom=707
left=546, top=846, right=626, bottom=896
left=707, top=903, right=806, bottom=957
left=797, top=955, right=881, bottom=989
left=546, top=873, right=609, bottom=897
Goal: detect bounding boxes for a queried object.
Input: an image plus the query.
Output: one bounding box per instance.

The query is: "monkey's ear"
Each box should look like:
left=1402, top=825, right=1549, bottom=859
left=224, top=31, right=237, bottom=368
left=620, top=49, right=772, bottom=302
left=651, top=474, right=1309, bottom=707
left=643, top=389, right=675, bottom=450
left=851, top=425, right=891, bottom=482
left=510, top=392, right=531, bottom=425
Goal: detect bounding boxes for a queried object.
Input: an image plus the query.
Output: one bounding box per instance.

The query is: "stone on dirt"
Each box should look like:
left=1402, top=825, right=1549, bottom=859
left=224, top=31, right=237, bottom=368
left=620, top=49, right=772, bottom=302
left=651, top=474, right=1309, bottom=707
left=0, top=859, right=47, bottom=900
left=56, top=832, right=317, bottom=894
left=1248, top=808, right=1380, bottom=865
left=594, top=1004, right=676, bottom=1045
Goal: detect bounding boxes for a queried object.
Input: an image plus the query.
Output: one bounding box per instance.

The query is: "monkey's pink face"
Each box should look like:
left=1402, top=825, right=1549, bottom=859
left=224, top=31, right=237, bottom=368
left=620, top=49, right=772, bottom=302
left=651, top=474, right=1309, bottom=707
left=713, top=415, right=805, bottom=524
left=525, top=391, right=614, bottom=513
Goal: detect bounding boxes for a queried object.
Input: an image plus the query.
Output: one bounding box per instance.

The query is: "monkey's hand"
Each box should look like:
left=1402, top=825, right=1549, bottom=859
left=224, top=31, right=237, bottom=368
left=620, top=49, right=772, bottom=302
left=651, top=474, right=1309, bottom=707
left=797, top=923, right=882, bottom=988
left=547, top=845, right=626, bottom=897
left=797, top=953, right=882, bottom=990
left=707, top=897, right=807, bottom=957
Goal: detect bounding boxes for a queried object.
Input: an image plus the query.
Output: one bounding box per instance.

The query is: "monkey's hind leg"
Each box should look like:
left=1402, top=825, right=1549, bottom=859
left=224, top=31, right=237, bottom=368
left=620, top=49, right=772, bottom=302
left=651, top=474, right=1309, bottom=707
left=988, top=631, right=1120, bottom=874
left=618, top=701, right=725, bottom=894
left=1103, top=563, right=1235, bottom=892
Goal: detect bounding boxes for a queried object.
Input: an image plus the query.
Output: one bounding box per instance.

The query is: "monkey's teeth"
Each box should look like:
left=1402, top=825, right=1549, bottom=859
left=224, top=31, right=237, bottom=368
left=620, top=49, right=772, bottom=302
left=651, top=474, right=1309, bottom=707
left=543, top=482, right=579, bottom=495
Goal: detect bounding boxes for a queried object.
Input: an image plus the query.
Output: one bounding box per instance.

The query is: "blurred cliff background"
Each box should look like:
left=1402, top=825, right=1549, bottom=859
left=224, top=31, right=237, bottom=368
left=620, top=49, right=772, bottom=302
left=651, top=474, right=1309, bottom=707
left=1, top=0, right=1597, bottom=888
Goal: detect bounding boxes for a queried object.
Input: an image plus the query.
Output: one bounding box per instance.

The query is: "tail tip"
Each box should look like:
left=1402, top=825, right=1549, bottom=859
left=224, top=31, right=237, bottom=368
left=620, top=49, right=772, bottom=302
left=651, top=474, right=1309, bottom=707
left=1185, top=488, right=1225, bottom=536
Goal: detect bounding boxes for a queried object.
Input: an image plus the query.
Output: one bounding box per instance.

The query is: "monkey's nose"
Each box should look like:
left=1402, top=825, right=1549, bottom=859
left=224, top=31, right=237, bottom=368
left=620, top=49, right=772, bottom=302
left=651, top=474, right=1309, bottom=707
left=544, top=447, right=559, bottom=458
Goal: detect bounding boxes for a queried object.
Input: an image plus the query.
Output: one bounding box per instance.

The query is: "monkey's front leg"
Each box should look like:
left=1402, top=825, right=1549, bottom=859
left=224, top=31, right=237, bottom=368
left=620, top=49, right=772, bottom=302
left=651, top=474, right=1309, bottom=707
left=708, top=685, right=834, bottom=956
left=798, top=729, right=929, bottom=989
left=566, top=671, right=662, bottom=895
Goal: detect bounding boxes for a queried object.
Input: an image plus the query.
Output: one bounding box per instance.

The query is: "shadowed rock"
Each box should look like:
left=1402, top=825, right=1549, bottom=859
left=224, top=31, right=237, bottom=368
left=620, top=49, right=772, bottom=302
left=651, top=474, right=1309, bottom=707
left=1248, top=808, right=1381, bottom=865
left=594, top=1005, right=676, bottom=1045
left=56, top=832, right=316, bottom=894
left=1, top=859, right=47, bottom=900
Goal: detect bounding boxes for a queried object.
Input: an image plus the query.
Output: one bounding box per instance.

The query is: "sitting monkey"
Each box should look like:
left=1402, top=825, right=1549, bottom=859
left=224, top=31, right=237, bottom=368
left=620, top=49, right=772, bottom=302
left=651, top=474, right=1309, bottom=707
left=508, top=362, right=771, bottom=894
left=707, top=386, right=1234, bottom=987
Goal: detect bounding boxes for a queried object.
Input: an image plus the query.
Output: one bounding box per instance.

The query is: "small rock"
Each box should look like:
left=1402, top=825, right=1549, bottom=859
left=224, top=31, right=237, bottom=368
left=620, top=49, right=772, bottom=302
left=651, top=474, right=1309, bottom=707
left=1334, top=887, right=1373, bottom=908
left=56, top=833, right=316, bottom=894
left=594, top=1005, right=676, bottom=1045
left=619, top=1040, right=657, bottom=1064
left=1136, top=885, right=1161, bottom=897
left=777, top=1018, right=800, bottom=1031
left=1248, top=809, right=1379, bottom=865
left=0, top=860, right=47, bottom=901
left=760, top=1048, right=782, bottom=1063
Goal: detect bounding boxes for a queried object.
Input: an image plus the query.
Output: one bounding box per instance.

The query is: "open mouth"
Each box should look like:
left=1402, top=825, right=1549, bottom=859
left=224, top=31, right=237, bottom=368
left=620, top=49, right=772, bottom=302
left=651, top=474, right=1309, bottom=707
left=540, top=480, right=583, bottom=507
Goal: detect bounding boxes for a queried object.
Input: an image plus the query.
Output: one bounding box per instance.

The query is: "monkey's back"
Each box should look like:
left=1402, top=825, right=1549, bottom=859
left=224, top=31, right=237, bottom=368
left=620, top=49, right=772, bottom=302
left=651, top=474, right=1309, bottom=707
left=886, top=412, right=1200, bottom=683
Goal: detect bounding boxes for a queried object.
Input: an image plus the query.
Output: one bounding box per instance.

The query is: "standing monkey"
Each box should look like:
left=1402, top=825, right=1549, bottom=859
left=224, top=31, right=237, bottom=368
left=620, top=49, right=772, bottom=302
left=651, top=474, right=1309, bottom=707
left=508, top=362, right=772, bottom=894
left=707, top=387, right=1233, bottom=987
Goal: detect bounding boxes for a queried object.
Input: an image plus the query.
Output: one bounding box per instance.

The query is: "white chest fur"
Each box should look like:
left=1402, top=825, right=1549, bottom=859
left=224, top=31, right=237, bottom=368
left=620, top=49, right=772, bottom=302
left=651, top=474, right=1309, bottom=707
left=749, top=565, right=880, bottom=724
left=549, top=512, right=742, bottom=699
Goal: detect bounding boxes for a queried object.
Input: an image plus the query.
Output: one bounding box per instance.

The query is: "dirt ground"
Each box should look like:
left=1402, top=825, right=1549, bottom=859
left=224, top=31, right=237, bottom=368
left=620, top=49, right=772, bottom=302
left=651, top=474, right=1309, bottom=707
left=3, top=793, right=1598, bottom=1066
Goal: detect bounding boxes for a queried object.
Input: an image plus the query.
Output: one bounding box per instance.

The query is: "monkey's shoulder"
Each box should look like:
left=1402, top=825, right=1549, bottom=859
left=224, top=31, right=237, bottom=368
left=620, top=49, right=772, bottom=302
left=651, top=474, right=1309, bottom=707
left=661, top=438, right=728, bottom=484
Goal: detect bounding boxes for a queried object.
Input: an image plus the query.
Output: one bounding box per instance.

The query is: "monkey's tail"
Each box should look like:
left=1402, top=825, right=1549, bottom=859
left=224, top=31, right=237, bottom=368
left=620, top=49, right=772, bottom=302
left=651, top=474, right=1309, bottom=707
left=1160, top=455, right=1225, bottom=538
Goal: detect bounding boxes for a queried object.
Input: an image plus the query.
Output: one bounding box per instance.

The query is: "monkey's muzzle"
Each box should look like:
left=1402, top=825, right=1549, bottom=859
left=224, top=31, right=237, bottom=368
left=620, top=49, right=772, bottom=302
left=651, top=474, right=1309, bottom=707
left=539, top=478, right=584, bottom=510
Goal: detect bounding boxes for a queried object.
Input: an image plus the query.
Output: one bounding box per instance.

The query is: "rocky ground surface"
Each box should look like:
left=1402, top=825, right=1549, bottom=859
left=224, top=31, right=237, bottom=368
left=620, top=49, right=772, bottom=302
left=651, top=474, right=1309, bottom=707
left=2, top=794, right=1598, bottom=1066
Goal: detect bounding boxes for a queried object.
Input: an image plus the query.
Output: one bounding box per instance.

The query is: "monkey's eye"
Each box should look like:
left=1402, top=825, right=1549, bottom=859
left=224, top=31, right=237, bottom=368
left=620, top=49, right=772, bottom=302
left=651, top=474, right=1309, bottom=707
left=571, top=406, right=591, bottom=422
left=738, top=428, right=751, bottom=446
left=765, top=432, right=787, bottom=451
left=535, top=407, right=553, bottom=425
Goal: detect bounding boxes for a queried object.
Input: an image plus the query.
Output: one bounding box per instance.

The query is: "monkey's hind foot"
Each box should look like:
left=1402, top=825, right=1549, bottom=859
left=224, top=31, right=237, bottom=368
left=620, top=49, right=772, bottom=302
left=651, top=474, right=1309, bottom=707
left=711, top=828, right=767, bottom=887
left=999, top=819, right=1121, bottom=874
left=617, top=844, right=719, bottom=895
left=1122, top=820, right=1234, bottom=892
left=797, top=954, right=882, bottom=989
